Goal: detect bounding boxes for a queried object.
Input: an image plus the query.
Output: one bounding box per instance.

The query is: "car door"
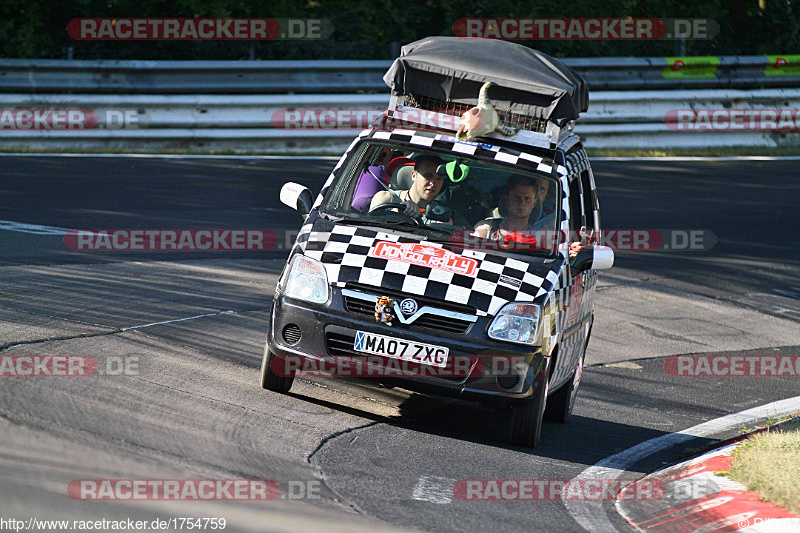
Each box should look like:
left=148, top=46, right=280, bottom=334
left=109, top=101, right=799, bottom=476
left=556, top=147, right=596, bottom=385
left=576, top=159, right=601, bottom=345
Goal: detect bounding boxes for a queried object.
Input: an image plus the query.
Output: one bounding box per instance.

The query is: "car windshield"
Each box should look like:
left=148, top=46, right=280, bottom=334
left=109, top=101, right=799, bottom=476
left=320, top=140, right=561, bottom=256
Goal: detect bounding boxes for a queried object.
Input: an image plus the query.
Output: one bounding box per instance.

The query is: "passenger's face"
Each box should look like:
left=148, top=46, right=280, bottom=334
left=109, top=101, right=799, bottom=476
left=506, top=185, right=537, bottom=219
left=412, top=161, right=444, bottom=202
left=537, top=179, right=550, bottom=204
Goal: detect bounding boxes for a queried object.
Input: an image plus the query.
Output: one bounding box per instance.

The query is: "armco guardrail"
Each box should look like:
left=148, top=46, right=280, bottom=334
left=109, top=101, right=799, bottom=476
left=1, top=89, right=799, bottom=152
left=0, top=59, right=390, bottom=94
left=1, top=57, right=798, bottom=152
left=568, top=55, right=800, bottom=90
left=1, top=56, right=798, bottom=93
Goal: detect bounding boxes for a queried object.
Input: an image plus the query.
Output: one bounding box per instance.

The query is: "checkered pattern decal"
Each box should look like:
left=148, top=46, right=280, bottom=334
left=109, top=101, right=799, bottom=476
left=565, top=148, right=591, bottom=176
left=564, top=146, right=599, bottom=231
left=551, top=325, right=584, bottom=385
left=371, top=129, right=561, bottom=175
left=302, top=223, right=562, bottom=316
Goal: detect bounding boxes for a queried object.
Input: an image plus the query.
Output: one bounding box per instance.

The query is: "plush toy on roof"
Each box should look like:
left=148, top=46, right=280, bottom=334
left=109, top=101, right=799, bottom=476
left=456, top=82, right=518, bottom=141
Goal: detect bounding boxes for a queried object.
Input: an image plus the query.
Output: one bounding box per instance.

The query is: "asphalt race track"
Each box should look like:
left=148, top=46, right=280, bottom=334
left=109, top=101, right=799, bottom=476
left=1, top=155, right=798, bottom=533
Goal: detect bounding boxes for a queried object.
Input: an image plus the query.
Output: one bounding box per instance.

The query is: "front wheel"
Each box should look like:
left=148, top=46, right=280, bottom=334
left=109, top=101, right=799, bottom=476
left=260, top=342, right=295, bottom=393
left=509, top=374, right=548, bottom=448
left=544, top=354, right=583, bottom=423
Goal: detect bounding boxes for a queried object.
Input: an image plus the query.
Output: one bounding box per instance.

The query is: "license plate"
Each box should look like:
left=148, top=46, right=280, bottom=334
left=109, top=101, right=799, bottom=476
left=353, top=331, right=449, bottom=368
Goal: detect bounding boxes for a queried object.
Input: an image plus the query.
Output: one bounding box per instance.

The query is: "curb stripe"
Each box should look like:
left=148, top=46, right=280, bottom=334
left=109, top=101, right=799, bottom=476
left=564, top=396, right=800, bottom=532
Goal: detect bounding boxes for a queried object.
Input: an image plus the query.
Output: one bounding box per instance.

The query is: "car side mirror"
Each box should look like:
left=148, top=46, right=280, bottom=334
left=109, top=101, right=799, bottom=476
left=571, top=245, right=614, bottom=273
left=280, top=182, right=313, bottom=217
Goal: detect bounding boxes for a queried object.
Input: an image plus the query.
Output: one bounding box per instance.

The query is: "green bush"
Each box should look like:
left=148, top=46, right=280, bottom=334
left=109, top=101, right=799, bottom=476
left=2, top=0, right=798, bottom=59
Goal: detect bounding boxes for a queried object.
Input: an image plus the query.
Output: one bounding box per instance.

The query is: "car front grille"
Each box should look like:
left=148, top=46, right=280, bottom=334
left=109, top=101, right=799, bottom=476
left=326, top=331, right=361, bottom=356
left=343, top=284, right=475, bottom=334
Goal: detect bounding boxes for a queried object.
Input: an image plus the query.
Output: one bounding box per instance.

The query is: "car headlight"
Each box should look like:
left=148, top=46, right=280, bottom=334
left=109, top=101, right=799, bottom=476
left=280, top=255, right=330, bottom=304
left=488, top=303, right=541, bottom=345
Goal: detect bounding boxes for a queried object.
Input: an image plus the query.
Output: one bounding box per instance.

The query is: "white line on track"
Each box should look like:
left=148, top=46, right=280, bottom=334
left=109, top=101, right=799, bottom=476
left=564, top=395, right=800, bottom=532
left=0, top=219, right=70, bottom=235
left=120, top=310, right=235, bottom=331
left=411, top=476, right=458, bottom=504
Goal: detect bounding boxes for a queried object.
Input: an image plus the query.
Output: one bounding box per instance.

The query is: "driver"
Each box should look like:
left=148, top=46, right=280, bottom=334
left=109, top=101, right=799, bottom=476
left=369, top=155, right=451, bottom=223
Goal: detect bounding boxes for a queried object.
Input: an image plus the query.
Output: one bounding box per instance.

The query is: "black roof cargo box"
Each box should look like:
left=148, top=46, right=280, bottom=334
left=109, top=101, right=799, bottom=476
left=384, top=37, right=588, bottom=126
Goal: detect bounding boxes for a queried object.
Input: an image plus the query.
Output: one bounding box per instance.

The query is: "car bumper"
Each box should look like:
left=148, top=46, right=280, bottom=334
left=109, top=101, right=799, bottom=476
left=267, top=287, right=548, bottom=402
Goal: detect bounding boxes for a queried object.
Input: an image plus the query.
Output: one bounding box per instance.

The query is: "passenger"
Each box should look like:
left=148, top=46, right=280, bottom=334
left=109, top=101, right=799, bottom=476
left=473, top=174, right=541, bottom=239
left=474, top=174, right=583, bottom=257
left=531, top=177, right=556, bottom=229
left=369, top=155, right=452, bottom=223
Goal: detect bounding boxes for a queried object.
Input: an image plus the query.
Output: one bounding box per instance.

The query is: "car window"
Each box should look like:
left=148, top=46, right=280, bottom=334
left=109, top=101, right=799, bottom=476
left=568, top=176, right=584, bottom=231
left=580, top=169, right=597, bottom=231
left=320, top=140, right=561, bottom=256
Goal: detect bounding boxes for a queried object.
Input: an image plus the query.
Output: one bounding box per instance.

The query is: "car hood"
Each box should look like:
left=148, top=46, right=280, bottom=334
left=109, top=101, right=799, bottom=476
left=300, top=219, right=563, bottom=316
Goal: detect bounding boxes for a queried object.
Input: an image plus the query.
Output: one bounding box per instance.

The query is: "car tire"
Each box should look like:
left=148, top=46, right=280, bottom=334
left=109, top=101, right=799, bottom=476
left=544, top=354, right=583, bottom=423
left=260, top=342, right=295, bottom=393
left=509, top=373, right=548, bottom=448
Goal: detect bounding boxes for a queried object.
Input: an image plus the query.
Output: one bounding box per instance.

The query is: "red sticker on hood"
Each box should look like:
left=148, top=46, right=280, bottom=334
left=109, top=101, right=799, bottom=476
left=371, top=241, right=478, bottom=277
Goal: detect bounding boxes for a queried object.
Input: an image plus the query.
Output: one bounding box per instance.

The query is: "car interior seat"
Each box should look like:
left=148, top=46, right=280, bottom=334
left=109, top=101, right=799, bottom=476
left=393, top=165, right=415, bottom=190
left=351, top=166, right=390, bottom=212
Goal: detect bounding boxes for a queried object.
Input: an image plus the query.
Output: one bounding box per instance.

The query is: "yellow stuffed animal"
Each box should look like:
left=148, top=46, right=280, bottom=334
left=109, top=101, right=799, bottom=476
left=374, top=296, right=396, bottom=326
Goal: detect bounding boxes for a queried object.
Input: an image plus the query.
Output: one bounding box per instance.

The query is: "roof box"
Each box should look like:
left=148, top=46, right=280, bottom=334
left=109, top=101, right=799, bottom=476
left=383, top=37, right=588, bottom=128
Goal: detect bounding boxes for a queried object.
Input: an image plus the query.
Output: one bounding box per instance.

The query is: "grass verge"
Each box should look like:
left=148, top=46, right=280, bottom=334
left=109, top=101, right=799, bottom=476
left=726, top=418, right=800, bottom=515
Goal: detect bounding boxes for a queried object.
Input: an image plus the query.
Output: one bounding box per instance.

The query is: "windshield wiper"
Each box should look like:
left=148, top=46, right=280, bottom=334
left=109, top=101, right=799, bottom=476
left=385, top=219, right=452, bottom=237
left=330, top=216, right=452, bottom=240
